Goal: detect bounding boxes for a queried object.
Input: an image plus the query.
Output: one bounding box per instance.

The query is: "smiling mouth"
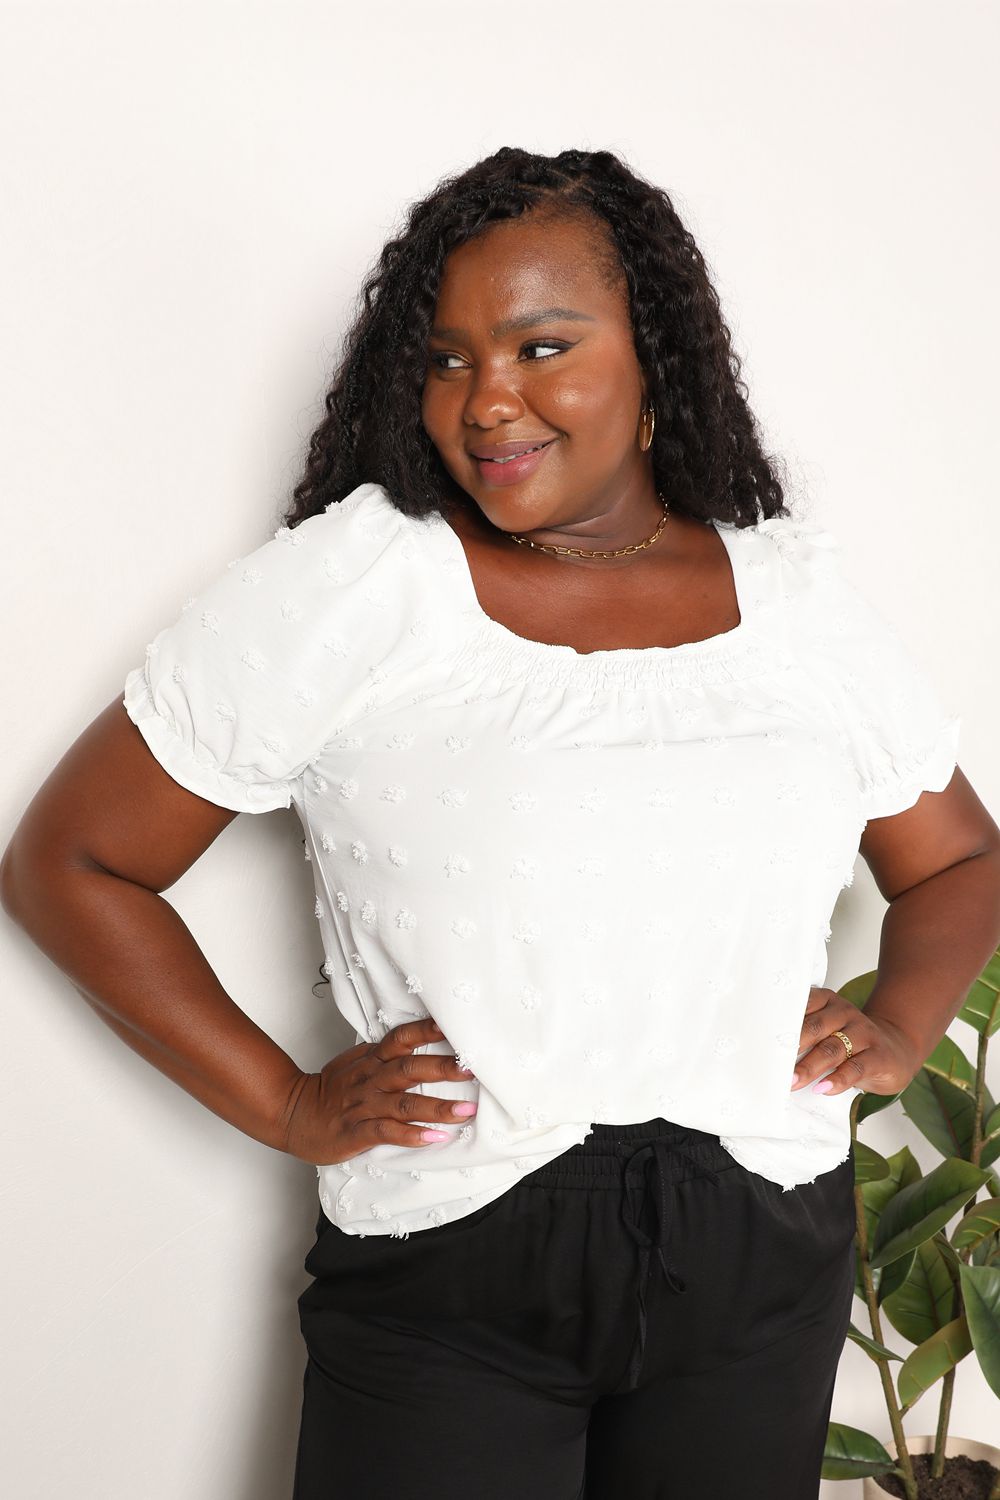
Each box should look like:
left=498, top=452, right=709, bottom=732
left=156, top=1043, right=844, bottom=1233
left=476, top=441, right=554, bottom=465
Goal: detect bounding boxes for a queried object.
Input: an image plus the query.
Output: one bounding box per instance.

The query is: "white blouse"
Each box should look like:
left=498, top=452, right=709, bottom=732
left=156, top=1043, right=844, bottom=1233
left=122, top=481, right=961, bottom=1237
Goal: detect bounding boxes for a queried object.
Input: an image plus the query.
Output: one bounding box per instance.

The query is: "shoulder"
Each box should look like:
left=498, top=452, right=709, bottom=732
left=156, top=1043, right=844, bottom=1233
left=169, top=479, right=436, bottom=682
left=735, top=512, right=851, bottom=620
left=121, top=483, right=434, bottom=811
left=176, top=482, right=423, bottom=655
left=748, top=512, right=842, bottom=569
left=738, top=512, right=961, bottom=819
left=249, top=481, right=411, bottom=588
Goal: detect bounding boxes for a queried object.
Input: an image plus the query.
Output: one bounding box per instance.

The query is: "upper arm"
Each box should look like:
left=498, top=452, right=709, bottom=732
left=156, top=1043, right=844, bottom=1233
left=3, top=486, right=418, bottom=905
left=758, top=517, right=971, bottom=893
left=1, top=697, right=241, bottom=901
left=858, top=765, right=1000, bottom=902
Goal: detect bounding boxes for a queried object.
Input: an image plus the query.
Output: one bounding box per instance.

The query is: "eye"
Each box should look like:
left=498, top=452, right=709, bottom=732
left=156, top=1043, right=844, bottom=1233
left=427, top=340, right=572, bottom=372
left=521, top=341, right=568, bottom=360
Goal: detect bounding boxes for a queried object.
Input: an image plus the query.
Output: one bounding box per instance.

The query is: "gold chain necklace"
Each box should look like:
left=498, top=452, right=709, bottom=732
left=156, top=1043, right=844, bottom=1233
left=506, top=494, right=671, bottom=559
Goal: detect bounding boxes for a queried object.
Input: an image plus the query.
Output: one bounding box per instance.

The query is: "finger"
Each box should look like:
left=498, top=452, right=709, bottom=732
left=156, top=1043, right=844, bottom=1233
left=802, top=985, right=837, bottom=1016
left=390, top=1088, right=479, bottom=1126
left=791, top=1024, right=868, bottom=1095
left=794, top=1018, right=863, bottom=1073
left=376, top=1019, right=474, bottom=1079
left=797, top=994, right=857, bottom=1060
left=350, top=1082, right=478, bottom=1146
left=384, top=1050, right=479, bottom=1120
left=384, top=1051, right=477, bottom=1087
left=372, top=1017, right=446, bottom=1063
left=803, top=1052, right=868, bottom=1096
left=343, top=1111, right=456, bottom=1150
left=364, top=1019, right=479, bottom=1134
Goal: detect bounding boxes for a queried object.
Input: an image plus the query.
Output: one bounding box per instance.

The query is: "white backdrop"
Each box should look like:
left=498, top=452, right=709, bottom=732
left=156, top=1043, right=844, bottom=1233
left=2, top=2, right=997, bottom=1497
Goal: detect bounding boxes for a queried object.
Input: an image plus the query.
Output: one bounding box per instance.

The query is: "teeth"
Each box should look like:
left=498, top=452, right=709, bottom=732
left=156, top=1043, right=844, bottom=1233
left=490, top=445, right=543, bottom=464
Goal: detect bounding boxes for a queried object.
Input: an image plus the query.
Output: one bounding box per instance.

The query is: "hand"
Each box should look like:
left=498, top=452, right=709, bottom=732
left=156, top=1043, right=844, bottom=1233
left=279, top=1017, right=479, bottom=1165
left=789, top=986, right=924, bottom=1098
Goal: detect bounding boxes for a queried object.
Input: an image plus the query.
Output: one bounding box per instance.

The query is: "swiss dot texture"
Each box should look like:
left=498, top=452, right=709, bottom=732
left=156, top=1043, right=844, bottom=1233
left=123, top=482, right=961, bottom=1238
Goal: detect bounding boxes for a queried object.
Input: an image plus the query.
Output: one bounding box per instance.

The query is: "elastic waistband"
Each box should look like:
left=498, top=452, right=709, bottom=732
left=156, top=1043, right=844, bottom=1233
left=521, top=1117, right=738, bottom=1190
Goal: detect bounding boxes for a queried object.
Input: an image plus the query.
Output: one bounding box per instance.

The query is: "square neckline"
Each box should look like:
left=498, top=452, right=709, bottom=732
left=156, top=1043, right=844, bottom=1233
left=425, top=503, right=753, bottom=665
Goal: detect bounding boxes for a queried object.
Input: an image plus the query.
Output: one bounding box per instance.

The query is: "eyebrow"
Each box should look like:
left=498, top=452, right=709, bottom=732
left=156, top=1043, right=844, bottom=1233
left=429, top=306, right=596, bottom=341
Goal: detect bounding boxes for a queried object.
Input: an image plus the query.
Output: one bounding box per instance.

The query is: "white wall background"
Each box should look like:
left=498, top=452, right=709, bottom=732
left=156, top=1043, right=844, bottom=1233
left=2, top=2, right=997, bottom=1496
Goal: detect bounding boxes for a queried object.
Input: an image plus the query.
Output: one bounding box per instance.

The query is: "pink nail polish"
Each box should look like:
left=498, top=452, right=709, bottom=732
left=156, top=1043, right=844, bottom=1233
left=811, top=1079, right=833, bottom=1094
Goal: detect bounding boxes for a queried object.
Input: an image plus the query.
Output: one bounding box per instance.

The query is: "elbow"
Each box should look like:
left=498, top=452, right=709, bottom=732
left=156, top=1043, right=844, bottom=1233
left=0, top=827, right=68, bottom=928
left=0, top=835, right=35, bottom=926
left=0, top=841, right=24, bottom=925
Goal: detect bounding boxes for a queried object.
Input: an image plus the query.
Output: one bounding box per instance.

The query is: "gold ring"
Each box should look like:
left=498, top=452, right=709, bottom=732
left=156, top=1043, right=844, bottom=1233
left=831, top=1028, right=853, bottom=1059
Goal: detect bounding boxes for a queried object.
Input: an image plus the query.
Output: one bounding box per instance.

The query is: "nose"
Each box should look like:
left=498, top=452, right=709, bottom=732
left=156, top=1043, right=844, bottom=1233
left=461, top=363, right=526, bottom=430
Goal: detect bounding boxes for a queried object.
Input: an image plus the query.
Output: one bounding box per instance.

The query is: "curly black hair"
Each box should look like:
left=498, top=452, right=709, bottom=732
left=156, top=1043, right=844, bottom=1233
left=280, top=146, right=791, bottom=532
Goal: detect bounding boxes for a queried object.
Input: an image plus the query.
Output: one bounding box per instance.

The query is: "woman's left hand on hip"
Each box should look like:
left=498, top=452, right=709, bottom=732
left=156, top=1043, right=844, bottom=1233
left=789, top=985, right=923, bottom=1097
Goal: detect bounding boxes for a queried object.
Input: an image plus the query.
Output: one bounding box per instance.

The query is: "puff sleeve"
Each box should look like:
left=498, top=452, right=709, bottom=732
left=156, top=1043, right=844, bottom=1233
left=757, top=516, right=962, bottom=822
left=122, top=482, right=427, bottom=813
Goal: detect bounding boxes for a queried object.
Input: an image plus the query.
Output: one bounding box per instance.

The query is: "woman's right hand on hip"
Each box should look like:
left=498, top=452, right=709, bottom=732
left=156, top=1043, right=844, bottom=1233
left=280, top=1017, right=479, bottom=1165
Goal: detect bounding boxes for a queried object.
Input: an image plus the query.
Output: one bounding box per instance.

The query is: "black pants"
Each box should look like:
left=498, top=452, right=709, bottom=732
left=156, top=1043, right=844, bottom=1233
left=292, top=1116, right=857, bottom=1499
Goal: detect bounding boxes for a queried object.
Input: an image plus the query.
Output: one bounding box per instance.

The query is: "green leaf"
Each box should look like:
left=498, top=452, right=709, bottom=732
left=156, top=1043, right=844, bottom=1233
left=845, top=1323, right=904, bottom=1362
left=882, top=1239, right=959, bottom=1345
left=854, top=1148, right=921, bottom=1301
left=973, top=1233, right=1000, bottom=1268
left=854, top=1141, right=891, bottom=1184
left=822, top=1421, right=897, bottom=1481
left=958, top=1263, right=1000, bottom=1398
left=896, top=1315, right=972, bottom=1408
left=855, top=1243, right=917, bottom=1306
left=922, top=1033, right=977, bottom=1090
left=872, top=1158, right=993, bottom=1270
left=900, top=1068, right=996, bottom=1162
left=858, top=1089, right=903, bottom=1123
left=981, top=1105, right=1000, bottom=1170
left=862, top=1147, right=922, bottom=1225
left=935, top=1235, right=964, bottom=1284
left=958, top=947, right=1000, bottom=1038
left=878, top=1248, right=917, bottom=1305
left=951, top=1197, right=1000, bottom=1255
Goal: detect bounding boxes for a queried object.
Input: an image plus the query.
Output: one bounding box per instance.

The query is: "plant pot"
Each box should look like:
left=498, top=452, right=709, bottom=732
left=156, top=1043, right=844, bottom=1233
left=861, top=1433, right=1000, bottom=1499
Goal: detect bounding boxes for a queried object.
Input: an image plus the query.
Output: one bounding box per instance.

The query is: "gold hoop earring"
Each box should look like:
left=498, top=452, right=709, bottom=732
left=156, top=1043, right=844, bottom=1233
left=639, top=405, right=656, bottom=453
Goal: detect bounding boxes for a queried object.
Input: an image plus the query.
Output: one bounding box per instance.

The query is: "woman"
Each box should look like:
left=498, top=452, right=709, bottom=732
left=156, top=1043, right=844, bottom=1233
left=3, top=147, right=999, bottom=1500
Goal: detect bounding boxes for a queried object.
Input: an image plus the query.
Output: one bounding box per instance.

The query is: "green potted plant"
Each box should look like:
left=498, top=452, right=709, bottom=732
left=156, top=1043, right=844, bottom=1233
left=822, top=945, right=1000, bottom=1499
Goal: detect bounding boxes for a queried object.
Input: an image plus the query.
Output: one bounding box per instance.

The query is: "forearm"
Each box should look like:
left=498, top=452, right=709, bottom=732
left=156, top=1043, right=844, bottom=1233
left=2, top=856, right=306, bottom=1153
left=863, top=847, right=1000, bottom=1059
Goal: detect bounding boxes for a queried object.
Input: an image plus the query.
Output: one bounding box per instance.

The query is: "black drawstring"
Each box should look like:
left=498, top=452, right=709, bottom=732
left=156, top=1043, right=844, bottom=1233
left=620, top=1139, right=723, bottom=1388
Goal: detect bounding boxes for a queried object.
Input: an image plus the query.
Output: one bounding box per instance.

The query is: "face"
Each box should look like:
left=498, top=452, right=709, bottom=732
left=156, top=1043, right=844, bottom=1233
left=421, top=210, right=657, bottom=546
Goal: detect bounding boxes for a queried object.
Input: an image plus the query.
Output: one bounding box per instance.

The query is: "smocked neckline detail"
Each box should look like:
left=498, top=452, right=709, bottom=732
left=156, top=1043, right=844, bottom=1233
left=393, top=492, right=791, bottom=689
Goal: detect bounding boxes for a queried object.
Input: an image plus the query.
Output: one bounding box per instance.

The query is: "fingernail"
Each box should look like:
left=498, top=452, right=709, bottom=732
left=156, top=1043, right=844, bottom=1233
left=790, top=1072, right=801, bottom=1088
left=812, top=1079, right=833, bottom=1094
left=421, top=1130, right=449, bottom=1142
left=452, top=1102, right=477, bottom=1117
